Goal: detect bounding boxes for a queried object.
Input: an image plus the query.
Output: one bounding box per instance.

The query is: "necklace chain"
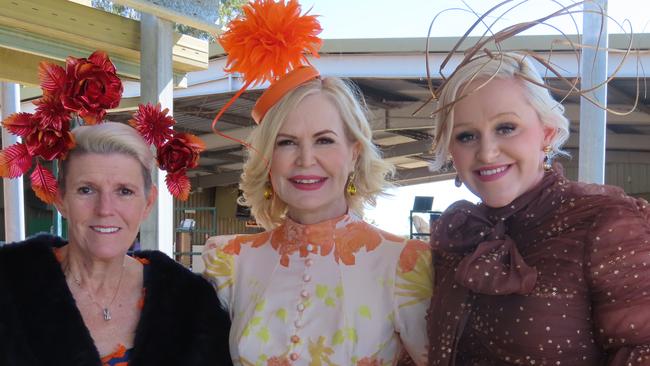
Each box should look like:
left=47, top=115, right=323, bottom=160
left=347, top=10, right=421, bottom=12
left=66, top=259, right=126, bottom=321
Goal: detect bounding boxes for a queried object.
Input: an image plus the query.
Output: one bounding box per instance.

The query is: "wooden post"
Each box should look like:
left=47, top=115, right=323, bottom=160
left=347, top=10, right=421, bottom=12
left=138, top=14, right=174, bottom=256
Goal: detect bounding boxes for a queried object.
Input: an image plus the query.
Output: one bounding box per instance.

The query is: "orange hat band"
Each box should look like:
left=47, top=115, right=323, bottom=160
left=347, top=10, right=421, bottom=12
left=252, top=66, right=321, bottom=124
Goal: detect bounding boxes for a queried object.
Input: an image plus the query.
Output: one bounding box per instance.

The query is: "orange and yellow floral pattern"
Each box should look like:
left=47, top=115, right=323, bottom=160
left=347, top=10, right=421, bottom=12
left=203, top=214, right=432, bottom=366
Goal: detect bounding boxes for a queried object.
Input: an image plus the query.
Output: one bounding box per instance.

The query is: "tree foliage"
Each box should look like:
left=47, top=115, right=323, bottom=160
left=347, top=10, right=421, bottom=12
left=91, top=0, right=246, bottom=41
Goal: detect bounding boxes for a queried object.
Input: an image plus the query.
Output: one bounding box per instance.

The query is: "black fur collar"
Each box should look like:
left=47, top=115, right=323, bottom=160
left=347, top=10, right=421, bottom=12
left=0, top=234, right=231, bottom=366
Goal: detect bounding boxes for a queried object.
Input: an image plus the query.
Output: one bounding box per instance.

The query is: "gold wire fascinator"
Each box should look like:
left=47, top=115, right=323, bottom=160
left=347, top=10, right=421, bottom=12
left=419, top=0, right=644, bottom=153
left=210, top=0, right=323, bottom=144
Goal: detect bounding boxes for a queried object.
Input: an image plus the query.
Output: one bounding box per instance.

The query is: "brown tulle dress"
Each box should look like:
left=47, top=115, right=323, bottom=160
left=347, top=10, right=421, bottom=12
left=427, top=168, right=650, bottom=365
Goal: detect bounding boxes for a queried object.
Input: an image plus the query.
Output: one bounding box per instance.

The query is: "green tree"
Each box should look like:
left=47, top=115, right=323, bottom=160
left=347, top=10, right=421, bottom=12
left=91, top=0, right=246, bottom=40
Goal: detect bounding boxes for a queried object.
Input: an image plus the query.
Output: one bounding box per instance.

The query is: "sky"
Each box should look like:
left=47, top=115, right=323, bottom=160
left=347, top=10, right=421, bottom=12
left=293, top=0, right=649, bottom=236
left=300, top=0, right=648, bottom=39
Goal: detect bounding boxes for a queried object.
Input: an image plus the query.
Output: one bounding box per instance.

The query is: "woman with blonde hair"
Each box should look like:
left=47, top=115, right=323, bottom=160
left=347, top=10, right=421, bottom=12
left=427, top=50, right=650, bottom=365
left=203, top=2, right=431, bottom=365
left=204, top=72, right=431, bottom=366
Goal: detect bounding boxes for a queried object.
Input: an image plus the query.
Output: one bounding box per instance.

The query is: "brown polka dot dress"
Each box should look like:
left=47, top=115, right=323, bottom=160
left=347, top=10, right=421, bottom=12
left=427, top=169, right=650, bottom=365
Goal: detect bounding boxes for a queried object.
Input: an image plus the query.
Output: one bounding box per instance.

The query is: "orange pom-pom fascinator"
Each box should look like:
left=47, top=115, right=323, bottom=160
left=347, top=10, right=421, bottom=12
left=0, top=51, right=204, bottom=203
left=212, top=0, right=323, bottom=132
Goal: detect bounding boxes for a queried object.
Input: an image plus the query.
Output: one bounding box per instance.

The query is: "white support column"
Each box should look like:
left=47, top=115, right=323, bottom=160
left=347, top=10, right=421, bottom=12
left=578, top=0, right=608, bottom=184
left=139, top=14, right=174, bottom=256
left=1, top=82, right=26, bottom=243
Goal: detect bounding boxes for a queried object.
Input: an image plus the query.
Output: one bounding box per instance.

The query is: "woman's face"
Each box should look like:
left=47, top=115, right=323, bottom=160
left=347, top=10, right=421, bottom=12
left=449, top=77, right=556, bottom=208
left=56, top=153, right=155, bottom=260
left=270, top=92, right=359, bottom=224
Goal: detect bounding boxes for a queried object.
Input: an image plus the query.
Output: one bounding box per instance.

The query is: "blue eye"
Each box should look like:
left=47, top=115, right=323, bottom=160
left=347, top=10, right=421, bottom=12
left=276, top=139, right=296, bottom=146
left=497, top=123, right=516, bottom=135
left=455, top=132, right=476, bottom=143
left=316, top=137, right=335, bottom=144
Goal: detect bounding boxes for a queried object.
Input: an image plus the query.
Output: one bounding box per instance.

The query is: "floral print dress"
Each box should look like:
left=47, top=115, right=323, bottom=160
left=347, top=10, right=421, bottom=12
left=203, top=214, right=431, bottom=366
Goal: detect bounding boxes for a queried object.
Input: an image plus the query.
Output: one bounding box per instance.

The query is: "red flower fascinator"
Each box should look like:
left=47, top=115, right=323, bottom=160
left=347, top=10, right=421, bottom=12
left=0, top=51, right=204, bottom=203
left=129, top=103, right=205, bottom=201
left=211, top=0, right=323, bottom=134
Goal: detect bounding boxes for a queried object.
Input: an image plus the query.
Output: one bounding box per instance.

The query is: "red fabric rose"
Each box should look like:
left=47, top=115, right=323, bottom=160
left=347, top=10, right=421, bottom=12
left=61, top=51, right=123, bottom=124
left=25, top=128, right=75, bottom=161
left=157, top=133, right=205, bottom=174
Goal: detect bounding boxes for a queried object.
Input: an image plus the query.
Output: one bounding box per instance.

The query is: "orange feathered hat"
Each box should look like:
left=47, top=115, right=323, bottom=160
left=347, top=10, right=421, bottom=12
left=211, top=0, right=323, bottom=131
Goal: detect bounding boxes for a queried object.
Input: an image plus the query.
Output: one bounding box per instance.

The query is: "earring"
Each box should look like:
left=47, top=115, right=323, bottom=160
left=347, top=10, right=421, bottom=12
left=263, top=182, right=273, bottom=200
left=454, top=174, right=462, bottom=188
left=543, top=145, right=553, bottom=171
left=346, top=173, right=357, bottom=196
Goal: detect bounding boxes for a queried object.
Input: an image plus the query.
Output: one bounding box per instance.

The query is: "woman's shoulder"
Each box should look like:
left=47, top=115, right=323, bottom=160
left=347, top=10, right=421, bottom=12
left=204, top=230, right=273, bottom=254
left=0, top=233, right=65, bottom=260
left=134, top=250, right=210, bottom=289
left=565, top=179, right=648, bottom=213
left=360, top=222, right=431, bottom=256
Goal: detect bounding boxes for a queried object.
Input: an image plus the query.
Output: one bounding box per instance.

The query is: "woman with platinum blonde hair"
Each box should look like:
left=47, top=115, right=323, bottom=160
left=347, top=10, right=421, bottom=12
left=430, top=52, right=570, bottom=172
left=426, top=50, right=650, bottom=364
left=203, top=1, right=431, bottom=364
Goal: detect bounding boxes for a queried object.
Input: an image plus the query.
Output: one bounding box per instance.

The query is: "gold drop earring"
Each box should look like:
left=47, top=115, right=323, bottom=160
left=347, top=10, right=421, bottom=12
left=263, top=182, right=274, bottom=200
left=346, top=172, right=357, bottom=196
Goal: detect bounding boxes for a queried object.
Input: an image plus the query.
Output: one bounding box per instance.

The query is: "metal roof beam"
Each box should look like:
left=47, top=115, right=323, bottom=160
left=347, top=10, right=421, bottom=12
left=190, top=169, right=242, bottom=188
left=565, top=132, right=650, bottom=151
left=381, top=139, right=433, bottom=159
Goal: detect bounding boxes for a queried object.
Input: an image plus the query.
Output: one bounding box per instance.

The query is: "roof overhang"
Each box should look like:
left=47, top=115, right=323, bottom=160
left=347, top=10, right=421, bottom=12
left=0, top=0, right=209, bottom=87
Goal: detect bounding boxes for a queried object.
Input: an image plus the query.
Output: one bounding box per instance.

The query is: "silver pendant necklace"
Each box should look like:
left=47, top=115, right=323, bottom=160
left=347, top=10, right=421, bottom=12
left=66, top=260, right=126, bottom=321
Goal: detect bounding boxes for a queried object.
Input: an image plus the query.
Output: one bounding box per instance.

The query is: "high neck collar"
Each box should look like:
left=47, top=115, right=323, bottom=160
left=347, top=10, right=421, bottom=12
left=282, top=213, right=352, bottom=238
left=431, top=168, right=567, bottom=298
left=270, top=213, right=383, bottom=266
left=433, top=168, right=564, bottom=255
left=480, top=168, right=564, bottom=225
left=275, top=213, right=354, bottom=254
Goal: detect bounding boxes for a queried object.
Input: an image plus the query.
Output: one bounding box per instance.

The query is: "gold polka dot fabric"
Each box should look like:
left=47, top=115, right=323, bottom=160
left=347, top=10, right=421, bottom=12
left=428, top=169, right=650, bottom=365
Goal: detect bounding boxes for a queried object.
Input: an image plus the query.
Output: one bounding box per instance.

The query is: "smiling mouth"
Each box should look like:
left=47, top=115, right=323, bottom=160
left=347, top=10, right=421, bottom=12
left=289, top=176, right=327, bottom=191
left=290, top=178, right=325, bottom=184
left=474, top=164, right=511, bottom=182
left=478, top=166, right=509, bottom=176
left=91, top=226, right=120, bottom=234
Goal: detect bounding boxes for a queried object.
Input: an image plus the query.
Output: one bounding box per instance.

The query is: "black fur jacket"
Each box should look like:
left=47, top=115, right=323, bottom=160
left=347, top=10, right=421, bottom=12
left=0, top=234, right=232, bottom=366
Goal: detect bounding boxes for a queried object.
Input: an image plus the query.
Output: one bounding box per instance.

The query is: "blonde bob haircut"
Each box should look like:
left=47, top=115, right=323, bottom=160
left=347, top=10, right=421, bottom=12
left=240, top=77, right=395, bottom=230
left=58, top=121, right=155, bottom=195
left=430, top=52, right=570, bottom=171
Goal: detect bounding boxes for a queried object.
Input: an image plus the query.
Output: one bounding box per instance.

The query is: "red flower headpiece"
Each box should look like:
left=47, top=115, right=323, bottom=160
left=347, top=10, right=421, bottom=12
left=211, top=0, right=323, bottom=143
left=129, top=103, right=205, bottom=201
left=0, top=51, right=204, bottom=203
